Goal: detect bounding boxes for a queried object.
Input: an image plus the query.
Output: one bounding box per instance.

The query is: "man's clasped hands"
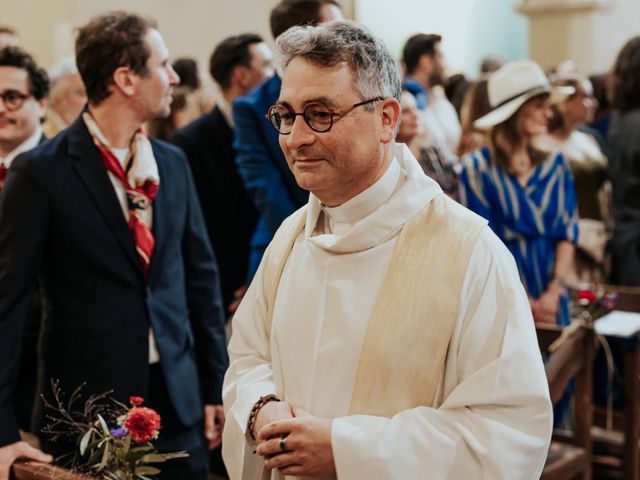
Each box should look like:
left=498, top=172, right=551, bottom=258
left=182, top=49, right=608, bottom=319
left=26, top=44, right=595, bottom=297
left=253, top=400, right=336, bottom=477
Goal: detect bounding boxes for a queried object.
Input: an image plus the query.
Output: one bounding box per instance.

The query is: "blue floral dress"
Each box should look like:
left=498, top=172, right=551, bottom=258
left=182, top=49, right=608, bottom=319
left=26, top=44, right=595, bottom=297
left=459, top=146, right=579, bottom=327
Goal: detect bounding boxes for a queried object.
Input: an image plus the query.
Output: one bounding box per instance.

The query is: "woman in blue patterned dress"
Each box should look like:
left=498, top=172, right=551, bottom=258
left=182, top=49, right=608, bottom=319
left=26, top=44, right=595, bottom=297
left=459, top=61, right=579, bottom=327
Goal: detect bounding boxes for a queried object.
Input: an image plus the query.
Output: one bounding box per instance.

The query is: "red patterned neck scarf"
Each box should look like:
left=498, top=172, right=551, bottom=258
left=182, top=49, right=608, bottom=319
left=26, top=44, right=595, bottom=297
left=83, top=112, right=160, bottom=278
left=0, top=164, right=7, bottom=190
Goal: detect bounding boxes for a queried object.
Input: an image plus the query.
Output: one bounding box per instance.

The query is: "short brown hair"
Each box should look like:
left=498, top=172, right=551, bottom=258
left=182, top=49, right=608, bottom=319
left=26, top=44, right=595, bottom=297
left=402, top=33, right=442, bottom=75
left=0, top=47, right=49, bottom=100
left=209, top=33, right=263, bottom=90
left=270, top=0, right=340, bottom=39
left=75, top=11, right=157, bottom=105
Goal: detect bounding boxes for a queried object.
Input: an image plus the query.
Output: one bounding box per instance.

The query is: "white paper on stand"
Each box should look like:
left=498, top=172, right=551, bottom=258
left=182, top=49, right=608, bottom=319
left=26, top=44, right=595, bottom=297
left=594, top=310, right=640, bottom=338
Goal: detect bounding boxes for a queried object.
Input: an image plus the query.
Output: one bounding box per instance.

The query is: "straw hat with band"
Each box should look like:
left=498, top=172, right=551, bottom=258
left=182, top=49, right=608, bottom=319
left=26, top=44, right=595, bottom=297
left=474, top=60, right=575, bottom=130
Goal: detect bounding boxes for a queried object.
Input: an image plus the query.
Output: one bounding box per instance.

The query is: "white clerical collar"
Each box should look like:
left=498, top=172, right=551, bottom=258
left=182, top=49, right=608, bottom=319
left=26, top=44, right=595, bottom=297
left=321, top=157, right=401, bottom=228
left=0, top=127, right=43, bottom=169
left=217, top=97, right=234, bottom=128
left=305, top=144, right=443, bottom=253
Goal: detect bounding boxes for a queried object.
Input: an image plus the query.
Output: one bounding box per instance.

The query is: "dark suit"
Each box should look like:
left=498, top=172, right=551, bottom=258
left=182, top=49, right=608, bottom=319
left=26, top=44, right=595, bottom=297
left=0, top=117, right=228, bottom=476
left=172, top=106, right=258, bottom=311
left=232, top=74, right=308, bottom=278
left=2, top=132, right=47, bottom=434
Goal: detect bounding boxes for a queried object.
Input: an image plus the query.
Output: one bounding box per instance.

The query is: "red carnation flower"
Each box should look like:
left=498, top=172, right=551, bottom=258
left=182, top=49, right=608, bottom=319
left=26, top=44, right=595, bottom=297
left=124, top=407, right=161, bottom=444
left=578, top=290, right=597, bottom=303
left=129, top=396, right=144, bottom=406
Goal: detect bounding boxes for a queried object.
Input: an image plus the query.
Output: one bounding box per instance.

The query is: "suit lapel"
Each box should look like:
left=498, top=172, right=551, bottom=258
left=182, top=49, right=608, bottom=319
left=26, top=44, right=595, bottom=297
left=148, top=144, right=166, bottom=281
left=67, top=117, right=143, bottom=276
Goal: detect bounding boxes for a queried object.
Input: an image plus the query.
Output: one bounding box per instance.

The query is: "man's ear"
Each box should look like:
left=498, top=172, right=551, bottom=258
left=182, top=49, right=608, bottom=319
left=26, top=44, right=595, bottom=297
left=232, top=65, right=250, bottom=90
left=380, top=97, right=401, bottom=144
left=112, top=66, right=137, bottom=97
left=418, top=54, right=433, bottom=77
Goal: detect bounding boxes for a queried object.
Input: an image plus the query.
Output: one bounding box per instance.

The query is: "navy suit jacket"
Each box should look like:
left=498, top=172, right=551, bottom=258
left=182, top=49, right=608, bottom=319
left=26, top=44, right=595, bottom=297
left=172, top=107, right=258, bottom=309
left=0, top=117, right=228, bottom=446
left=3, top=133, right=46, bottom=433
left=232, top=74, right=308, bottom=276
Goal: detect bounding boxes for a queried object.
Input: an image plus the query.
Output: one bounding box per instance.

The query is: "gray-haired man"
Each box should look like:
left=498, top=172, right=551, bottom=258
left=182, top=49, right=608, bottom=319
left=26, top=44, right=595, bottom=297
left=222, top=20, right=552, bottom=479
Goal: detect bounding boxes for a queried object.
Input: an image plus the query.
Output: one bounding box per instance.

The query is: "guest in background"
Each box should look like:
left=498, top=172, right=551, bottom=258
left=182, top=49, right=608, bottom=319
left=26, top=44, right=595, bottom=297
left=0, top=12, right=228, bottom=479
left=401, top=33, right=461, bottom=160
left=443, top=72, right=470, bottom=119
left=173, top=33, right=272, bottom=317
left=396, top=89, right=457, bottom=197
left=0, top=47, right=48, bottom=182
left=42, top=58, right=86, bottom=138
left=0, top=46, right=49, bottom=446
left=457, top=78, right=491, bottom=157
left=479, top=54, right=506, bottom=74
left=589, top=72, right=612, bottom=147
left=232, top=0, right=343, bottom=280
left=537, top=73, right=609, bottom=283
left=459, top=60, right=578, bottom=327
left=146, top=85, right=192, bottom=140
left=173, top=58, right=200, bottom=91
left=607, top=36, right=640, bottom=286
left=172, top=57, right=215, bottom=123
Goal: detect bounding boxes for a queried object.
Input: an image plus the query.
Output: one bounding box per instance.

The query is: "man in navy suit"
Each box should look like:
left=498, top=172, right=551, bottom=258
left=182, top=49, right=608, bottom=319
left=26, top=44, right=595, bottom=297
left=233, top=0, right=343, bottom=279
left=173, top=33, right=273, bottom=317
left=0, top=12, right=227, bottom=480
left=0, top=46, right=49, bottom=444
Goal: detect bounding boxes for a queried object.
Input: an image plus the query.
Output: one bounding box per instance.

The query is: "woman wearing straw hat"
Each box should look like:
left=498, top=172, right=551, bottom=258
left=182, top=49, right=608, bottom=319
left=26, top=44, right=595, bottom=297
left=459, top=60, right=579, bottom=328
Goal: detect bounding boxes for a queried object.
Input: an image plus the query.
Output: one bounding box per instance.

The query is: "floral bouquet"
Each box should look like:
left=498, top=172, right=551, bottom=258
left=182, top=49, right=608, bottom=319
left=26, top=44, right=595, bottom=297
left=42, top=381, right=188, bottom=479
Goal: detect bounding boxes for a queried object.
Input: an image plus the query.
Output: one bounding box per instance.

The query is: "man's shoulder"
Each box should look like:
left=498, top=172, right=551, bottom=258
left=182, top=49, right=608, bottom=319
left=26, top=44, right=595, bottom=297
left=151, top=137, right=189, bottom=175
left=151, top=136, right=186, bottom=159
left=13, top=130, right=70, bottom=171
left=423, top=194, right=487, bottom=232
left=460, top=223, right=520, bottom=290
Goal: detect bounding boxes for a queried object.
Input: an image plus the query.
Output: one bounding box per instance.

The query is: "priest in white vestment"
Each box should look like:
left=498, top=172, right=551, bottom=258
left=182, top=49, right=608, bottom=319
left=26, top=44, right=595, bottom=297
left=222, top=20, right=552, bottom=480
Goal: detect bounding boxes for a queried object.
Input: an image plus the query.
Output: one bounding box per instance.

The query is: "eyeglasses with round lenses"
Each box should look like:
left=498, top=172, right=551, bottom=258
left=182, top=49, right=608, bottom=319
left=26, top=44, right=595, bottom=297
left=0, top=90, right=31, bottom=112
left=266, top=97, right=385, bottom=134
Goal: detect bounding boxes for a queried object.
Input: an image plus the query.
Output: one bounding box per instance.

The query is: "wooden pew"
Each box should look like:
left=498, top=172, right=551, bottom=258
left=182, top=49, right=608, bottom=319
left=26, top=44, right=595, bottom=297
left=537, top=321, right=595, bottom=480
left=591, top=285, right=640, bottom=479
left=11, top=461, right=92, bottom=480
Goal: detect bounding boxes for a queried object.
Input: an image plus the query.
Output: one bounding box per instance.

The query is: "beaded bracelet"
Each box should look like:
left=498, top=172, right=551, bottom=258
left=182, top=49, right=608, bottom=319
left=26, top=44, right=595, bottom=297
left=246, top=394, right=280, bottom=440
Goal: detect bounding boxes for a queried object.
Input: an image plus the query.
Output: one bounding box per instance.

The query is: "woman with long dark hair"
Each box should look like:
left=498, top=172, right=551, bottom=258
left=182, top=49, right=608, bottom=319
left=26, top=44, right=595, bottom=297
left=608, top=36, right=640, bottom=286
left=459, top=60, right=579, bottom=327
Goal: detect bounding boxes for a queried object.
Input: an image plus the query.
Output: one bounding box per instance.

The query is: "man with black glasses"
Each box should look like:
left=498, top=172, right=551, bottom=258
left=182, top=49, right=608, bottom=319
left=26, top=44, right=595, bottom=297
left=0, top=48, right=48, bottom=458
left=223, top=20, right=552, bottom=480
left=0, top=47, right=48, bottom=189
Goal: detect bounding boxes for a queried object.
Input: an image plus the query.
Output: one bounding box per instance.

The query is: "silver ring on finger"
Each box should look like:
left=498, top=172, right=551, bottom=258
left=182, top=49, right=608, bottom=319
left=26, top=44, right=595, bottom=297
left=279, top=434, right=288, bottom=452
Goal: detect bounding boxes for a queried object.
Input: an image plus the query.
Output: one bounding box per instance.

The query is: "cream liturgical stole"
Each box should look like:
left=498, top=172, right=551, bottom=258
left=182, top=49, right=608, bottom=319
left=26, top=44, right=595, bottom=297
left=263, top=185, right=486, bottom=416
